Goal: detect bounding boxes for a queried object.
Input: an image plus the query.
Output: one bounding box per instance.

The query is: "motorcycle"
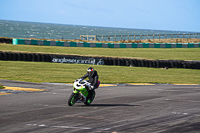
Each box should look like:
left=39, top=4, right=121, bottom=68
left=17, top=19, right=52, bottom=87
left=68, top=79, right=100, bottom=106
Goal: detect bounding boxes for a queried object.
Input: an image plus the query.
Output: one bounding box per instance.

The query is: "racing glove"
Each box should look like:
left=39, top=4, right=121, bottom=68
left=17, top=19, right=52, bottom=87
left=91, top=86, right=94, bottom=90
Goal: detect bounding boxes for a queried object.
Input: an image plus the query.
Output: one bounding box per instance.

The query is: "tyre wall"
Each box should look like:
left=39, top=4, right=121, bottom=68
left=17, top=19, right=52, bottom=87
left=1, top=51, right=200, bottom=69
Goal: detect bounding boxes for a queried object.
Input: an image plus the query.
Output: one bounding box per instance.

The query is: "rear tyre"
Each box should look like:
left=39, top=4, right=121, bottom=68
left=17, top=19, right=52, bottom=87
left=84, top=91, right=95, bottom=105
left=68, top=93, right=79, bottom=106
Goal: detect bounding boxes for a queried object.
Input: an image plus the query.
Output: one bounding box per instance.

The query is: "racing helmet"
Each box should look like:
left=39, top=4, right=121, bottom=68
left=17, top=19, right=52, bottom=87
left=87, top=67, right=94, bottom=76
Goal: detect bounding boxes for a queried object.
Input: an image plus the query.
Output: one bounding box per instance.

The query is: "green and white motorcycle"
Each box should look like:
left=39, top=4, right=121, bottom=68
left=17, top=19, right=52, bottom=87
left=68, top=79, right=99, bottom=106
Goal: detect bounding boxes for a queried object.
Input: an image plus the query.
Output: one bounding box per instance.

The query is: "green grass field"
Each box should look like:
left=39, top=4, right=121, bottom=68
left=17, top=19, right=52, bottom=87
left=0, top=83, right=4, bottom=89
left=0, top=61, right=200, bottom=84
left=1, top=44, right=200, bottom=60
left=0, top=44, right=200, bottom=84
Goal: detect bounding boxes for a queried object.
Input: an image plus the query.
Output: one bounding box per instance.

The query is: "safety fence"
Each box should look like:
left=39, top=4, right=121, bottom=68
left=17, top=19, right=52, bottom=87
left=1, top=51, right=200, bottom=69
left=12, top=38, right=200, bottom=48
left=81, top=33, right=200, bottom=41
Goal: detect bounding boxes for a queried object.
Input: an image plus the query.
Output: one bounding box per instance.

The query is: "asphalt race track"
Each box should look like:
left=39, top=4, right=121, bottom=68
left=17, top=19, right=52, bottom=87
left=1, top=79, right=200, bottom=133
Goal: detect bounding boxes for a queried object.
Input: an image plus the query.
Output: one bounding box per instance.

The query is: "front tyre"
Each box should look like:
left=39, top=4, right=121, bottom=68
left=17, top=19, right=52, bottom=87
left=68, top=93, right=79, bottom=106
left=84, top=91, right=95, bottom=105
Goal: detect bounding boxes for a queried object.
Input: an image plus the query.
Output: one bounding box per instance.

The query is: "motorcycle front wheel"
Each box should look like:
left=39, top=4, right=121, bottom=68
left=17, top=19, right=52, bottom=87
left=68, top=93, right=79, bottom=106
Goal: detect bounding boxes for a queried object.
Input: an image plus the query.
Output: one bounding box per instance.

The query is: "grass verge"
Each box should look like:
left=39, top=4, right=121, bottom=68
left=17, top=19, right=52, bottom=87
left=0, top=61, right=200, bottom=84
left=0, top=82, right=5, bottom=89
left=1, top=44, right=200, bottom=60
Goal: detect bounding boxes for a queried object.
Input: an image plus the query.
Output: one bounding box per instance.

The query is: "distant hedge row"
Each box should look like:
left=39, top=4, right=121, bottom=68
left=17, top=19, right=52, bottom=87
left=0, top=51, right=200, bottom=69
left=0, top=38, right=12, bottom=44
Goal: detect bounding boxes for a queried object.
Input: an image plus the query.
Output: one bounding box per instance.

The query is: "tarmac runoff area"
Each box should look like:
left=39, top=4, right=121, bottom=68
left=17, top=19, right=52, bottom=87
left=0, top=79, right=200, bottom=133
left=0, top=83, right=199, bottom=96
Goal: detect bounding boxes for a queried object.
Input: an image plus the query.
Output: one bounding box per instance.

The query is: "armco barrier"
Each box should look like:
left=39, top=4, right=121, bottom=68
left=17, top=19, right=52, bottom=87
left=12, top=38, right=200, bottom=48
left=1, top=51, right=200, bottom=69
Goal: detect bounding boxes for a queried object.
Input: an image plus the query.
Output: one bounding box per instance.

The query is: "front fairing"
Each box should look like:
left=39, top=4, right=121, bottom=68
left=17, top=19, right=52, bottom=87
left=73, top=79, right=90, bottom=97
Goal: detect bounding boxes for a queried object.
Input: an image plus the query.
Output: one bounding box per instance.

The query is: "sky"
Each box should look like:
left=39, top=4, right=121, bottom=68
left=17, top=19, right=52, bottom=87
left=0, top=0, right=200, bottom=32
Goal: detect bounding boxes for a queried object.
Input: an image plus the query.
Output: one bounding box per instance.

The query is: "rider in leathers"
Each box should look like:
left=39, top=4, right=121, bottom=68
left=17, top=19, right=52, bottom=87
left=80, top=67, right=99, bottom=95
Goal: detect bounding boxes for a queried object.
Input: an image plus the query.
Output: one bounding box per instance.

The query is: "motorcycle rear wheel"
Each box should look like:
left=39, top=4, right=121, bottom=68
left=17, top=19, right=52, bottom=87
left=84, top=91, right=95, bottom=105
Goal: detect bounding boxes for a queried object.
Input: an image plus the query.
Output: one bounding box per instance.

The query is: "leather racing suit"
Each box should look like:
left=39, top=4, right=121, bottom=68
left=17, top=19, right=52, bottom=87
left=81, top=70, right=99, bottom=90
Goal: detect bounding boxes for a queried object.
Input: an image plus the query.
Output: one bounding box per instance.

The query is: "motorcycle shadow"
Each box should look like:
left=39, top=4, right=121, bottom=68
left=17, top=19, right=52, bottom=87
left=79, top=104, right=141, bottom=107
